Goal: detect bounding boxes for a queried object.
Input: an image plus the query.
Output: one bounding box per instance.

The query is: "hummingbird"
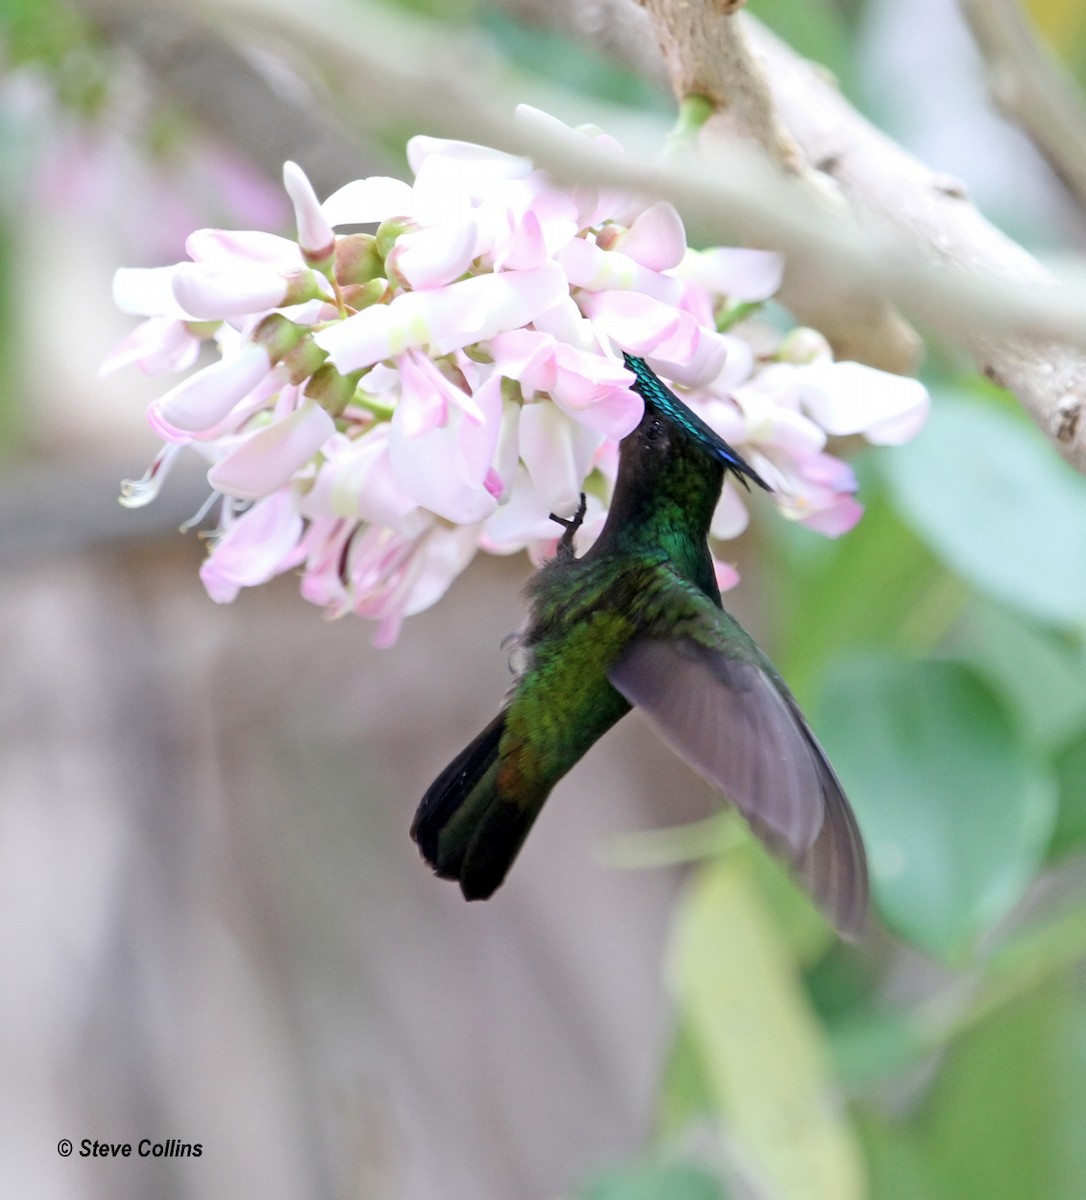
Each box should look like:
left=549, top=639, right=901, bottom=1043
left=412, top=353, right=868, bottom=937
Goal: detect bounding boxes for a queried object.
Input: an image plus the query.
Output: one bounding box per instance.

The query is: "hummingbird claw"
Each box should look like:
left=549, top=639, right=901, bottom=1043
left=549, top=493, right=587, bottom=560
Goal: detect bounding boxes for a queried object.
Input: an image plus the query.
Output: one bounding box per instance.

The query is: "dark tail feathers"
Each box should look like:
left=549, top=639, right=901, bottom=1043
left=412, top=712, right=543, bottom=901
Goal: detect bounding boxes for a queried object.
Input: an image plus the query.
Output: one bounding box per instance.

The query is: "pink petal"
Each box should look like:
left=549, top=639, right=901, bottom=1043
left=283, top=161, right=335, bottom=259
left=488, top=329, right=557, bottom=397
left=481, top=464, right=557, bottom=549
left=402, top=522, right=481, bottom=617
left=548, top=345, right=643, bottom=438
left=171, top=261, right=290, bottom=319
left=100, top=317, right=200, bottom=377
left=800, top=496, right=864, bottom=537
left=387, top=214, right=479, bottom=289
left=112, top=266, right=193, bottom=318
left=406, top=136, right=533, bottom=186
left=186, top=228, right=303, bottom=272
left=400, top=349, right=485, bottom=429
left=496, top=207, right=548, bottom=271
left=208, top=399, right=335, bottom=499
left=617, top=201, right=687, bottom=271
left=388, top=374, right=502, bottom=523
left=679, top=247, right=784, bottom=302
left=732, top=386, right=827, bottom=455
left=559, top=239, right=682, bottom=306
left=518, top=402, right=601, bottom=513
left=580, top=291, right=727, bottom=387
left=710, top=483, right=750, bottom=540
left=531, top=296, right=597, bottom=348
left=303, top=427, right=426, bottom=534
left=315, top=263, right=568, bottom=372
left=199, top=491, right=303, bottom=602
left=153, top=342, right=273, bottom=435
left=713, top=558, right=742, bottom=592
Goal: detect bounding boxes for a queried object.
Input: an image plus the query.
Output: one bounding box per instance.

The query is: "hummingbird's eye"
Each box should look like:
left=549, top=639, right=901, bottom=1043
left=645, top=417, right=666, bottom=443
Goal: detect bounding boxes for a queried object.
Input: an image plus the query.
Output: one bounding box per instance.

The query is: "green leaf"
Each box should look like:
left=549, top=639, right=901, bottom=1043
left=945, top=598, right=1086, bottom=752
left=817, top=658, right=1055, bottom=957
left=667, top=858, right=865, bottom=1200
left=854, top=1114, right=941, bottom=1200
left=880, top=392, right=1086, bottom=634
left=770, top=466, right=946, bottom=699
left=577, top=1160, right=726, bottom=1200
left=656, top=1016, right=715, bottom=1143
left=919, top=983, right=1086, bottom=1200
left=1051, top=730, right=1086, bottom=857
left=831, top=897, right=1086, bottom=1088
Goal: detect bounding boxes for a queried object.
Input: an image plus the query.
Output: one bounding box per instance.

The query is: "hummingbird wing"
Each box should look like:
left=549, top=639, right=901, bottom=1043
left=607, top=592, right=868, bottom=938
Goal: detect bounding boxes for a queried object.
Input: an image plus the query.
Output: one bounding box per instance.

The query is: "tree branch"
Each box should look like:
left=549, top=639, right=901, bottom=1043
left=487, top=0, right=1086, bottom=470
left=66, top=0, right=388, bottom=196
left=634, top=0, right=921, bottom=376
left=959, top=0, right=1086, bottom=213
left=749, top=20, right=1086, bottom=470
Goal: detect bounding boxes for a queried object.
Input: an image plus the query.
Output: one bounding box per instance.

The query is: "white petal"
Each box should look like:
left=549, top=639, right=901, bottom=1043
left=321, top=176, right=415, bottom=227
left=283, top=161, right=335, bottom=257
left=113, top=266, right=194, bottom=318
left=795, top=361, right=930, bottom=444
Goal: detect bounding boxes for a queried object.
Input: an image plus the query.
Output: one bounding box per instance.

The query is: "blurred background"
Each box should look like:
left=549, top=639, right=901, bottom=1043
left=5, top=1, right=1086, bottom=1197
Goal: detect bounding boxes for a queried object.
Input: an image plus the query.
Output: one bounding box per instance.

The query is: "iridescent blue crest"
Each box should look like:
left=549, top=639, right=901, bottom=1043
left=622, top=353, right=771, bottom=492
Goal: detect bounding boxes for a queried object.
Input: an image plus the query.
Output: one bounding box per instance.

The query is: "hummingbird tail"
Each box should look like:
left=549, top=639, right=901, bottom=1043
left=412, top=712, right=544, bottom=901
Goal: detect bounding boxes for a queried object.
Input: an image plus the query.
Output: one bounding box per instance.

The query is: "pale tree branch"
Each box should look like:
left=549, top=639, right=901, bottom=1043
left=634, top=0, right=922, bottom=377
left=748, top=21, right=1086, bottom=470
left=637, top=0, right=803, bottom=170
left=959, top=0, right=1086, bottom=212
left=495, top=0, right=1086, bottom=470
left=66, top=0, right=388, bottom=196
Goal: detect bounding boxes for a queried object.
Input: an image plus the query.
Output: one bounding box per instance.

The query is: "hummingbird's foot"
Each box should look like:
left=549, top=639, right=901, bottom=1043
left=549, top=492, right=587, bottom=561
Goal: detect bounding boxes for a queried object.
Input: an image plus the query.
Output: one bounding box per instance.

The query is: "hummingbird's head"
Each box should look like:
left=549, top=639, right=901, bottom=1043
left=622, top=353, right=771, bottom=493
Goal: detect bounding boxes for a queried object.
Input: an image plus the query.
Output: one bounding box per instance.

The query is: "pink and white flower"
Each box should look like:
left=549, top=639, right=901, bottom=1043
left=107, top=114, right=929, bottom=645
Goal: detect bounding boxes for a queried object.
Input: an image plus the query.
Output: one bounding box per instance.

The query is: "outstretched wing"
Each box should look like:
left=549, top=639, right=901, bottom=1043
left=608, top=610, right=868, bottom=938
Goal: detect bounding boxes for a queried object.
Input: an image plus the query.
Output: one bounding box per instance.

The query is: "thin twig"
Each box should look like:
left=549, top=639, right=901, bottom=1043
left=959, top=0, right=1086, bottom=212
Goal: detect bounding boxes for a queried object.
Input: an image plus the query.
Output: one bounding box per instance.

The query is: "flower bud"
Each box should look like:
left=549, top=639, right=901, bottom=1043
left=251, top=313, right=307, bottom=363
left=375, top=216, right=419, bottom=259
left=280, top=337, right=328, bottom=386
left=335, top=234, right=384, bottom=285
left=305, top=362, right=363, bottom=418
left=339, top=278, right=391, bottom=312
left=778, top=327, right=832, bottom=364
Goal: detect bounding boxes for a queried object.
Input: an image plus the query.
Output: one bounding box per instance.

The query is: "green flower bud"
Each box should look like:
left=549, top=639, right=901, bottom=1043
left=306, top=362, right=363, bottom=418
left=335, top=234, right=384, bottom=285
left=375, top=216, right=419, bottom=259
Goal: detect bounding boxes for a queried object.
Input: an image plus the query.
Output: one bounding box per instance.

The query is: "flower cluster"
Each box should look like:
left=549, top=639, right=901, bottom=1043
left=105, top=106, right=928, bottom=645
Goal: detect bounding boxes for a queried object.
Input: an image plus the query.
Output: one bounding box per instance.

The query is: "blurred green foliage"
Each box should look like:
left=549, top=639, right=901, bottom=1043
left=633, top=369, right=1086, bottom=1198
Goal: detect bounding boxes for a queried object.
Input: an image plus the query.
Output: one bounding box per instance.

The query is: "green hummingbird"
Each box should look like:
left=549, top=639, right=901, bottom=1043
left=412, top=354, right=868, bottom=937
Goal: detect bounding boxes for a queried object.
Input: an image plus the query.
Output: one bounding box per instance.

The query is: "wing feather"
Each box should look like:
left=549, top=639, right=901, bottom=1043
left=609, top=634, right=868, bottom=938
